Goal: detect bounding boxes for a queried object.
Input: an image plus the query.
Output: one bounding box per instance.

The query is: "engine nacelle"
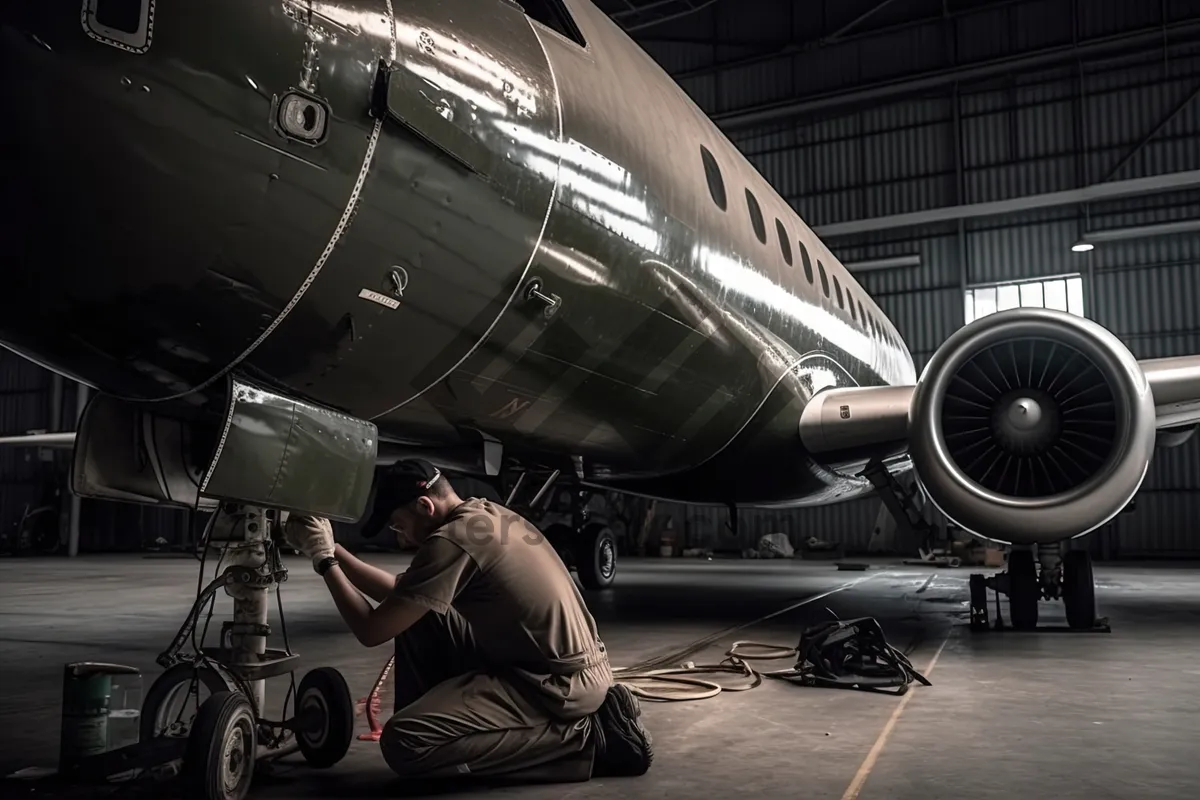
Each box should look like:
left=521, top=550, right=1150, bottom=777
left=909, top=308, right=1156, bottom=545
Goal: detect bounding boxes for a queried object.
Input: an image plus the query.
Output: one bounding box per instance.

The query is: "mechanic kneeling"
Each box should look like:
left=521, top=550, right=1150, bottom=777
left=283, top=458, right=653, bottom=783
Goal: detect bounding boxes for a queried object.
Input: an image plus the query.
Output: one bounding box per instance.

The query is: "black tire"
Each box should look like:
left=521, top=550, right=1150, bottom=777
left=182, top=691, right=257, bottom=800
left=141, top=663, right=236, bottom=742
left=1007, top=549, right=1039, bottom=631
left=1062, top=550, right=1096, bottom=630
left=574, top=523, right=617, bottom=590
left=295, top=667, right=355, bottom=769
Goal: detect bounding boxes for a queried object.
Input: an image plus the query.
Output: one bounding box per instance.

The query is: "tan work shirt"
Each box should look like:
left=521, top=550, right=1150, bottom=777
left=393, top=498, right=613, bottom=719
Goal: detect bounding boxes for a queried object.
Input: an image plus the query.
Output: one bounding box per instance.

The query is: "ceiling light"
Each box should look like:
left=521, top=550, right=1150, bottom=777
left=1071, top=242, right=1094, bottom=253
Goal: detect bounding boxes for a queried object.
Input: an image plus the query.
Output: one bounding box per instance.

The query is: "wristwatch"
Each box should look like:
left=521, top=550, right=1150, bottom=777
left=314, top=556, right=339, bottom=576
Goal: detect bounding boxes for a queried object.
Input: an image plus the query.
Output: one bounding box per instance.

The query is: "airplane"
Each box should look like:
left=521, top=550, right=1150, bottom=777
left=4, top=0, right=1200, bottom=640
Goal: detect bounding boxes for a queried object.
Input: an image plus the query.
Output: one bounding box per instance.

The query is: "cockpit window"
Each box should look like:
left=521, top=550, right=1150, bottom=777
left=817, top=261, right=830, bottom=298
left=520, top=0, right=587, bottom=47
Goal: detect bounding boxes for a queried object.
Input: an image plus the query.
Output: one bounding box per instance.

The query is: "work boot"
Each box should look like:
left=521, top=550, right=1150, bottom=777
left=591, top=683, right=653, bottom=777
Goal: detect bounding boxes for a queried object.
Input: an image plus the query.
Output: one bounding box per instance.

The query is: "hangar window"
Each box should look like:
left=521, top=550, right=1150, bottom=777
left=833, top=276, right=844, bottom=309
left=745, top=190, right=767, bottom=244
left=700, top=146, right=726, bottom=211
left=775, top=219, right=793, bottom=266
left=817, top=261, right=830, bottom=298
left=964, top=274, right=1085, bottom=325
left=520, top=0, right=587, bottom=47
left=798, top=240, right=814, bottom=283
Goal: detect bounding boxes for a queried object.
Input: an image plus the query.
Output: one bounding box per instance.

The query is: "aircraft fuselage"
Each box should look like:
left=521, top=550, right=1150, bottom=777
left=1, top=0, right=915, bottom=509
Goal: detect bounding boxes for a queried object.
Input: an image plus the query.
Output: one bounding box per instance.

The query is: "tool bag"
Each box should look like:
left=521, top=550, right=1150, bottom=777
left=774, top=616, right=932, bottom=696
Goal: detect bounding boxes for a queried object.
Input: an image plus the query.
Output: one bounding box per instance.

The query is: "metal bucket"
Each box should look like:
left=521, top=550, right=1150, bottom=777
left=58, top=662, right=142, bottom=776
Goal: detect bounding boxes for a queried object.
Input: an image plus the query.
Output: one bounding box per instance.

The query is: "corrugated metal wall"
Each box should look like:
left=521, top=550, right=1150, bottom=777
left=0, top=352, right=55, bottom=549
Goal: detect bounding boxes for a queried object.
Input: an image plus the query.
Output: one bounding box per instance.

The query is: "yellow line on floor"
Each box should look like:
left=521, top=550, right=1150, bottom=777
left=840, top=632, right=950, bottom=800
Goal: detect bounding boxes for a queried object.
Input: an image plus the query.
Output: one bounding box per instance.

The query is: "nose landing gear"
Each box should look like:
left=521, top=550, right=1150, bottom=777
left=113, top=503, right=357, bottom=800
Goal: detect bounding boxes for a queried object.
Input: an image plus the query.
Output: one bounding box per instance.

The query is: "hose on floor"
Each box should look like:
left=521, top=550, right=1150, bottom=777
left=613, top=617, right=931, bottom=702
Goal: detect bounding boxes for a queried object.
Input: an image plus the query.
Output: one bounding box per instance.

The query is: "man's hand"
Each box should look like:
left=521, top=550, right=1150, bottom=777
left=283, top=514, right=335, bottom=565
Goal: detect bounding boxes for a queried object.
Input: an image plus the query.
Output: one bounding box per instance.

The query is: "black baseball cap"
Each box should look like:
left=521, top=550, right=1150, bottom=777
left=360, top=458, right=444, bottom=539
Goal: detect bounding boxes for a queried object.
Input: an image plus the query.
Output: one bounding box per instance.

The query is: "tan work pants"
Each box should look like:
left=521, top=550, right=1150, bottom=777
left=380, top=609, right=598, bottom=782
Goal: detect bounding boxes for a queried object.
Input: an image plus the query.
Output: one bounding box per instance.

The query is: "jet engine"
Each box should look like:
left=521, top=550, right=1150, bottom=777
left=908, top=308, right=1156, bottom=545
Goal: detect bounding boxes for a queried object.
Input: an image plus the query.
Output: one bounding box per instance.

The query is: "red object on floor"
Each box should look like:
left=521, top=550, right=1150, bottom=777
left=357, top=655, right=395, bottom=742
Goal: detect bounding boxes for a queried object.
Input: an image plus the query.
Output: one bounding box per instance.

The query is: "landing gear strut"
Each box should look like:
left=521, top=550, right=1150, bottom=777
left=85, top=504, right=356, bottom=800
left=502, top=468, right=618, bottom=590
left=968, top=544, right=1108, bottom=633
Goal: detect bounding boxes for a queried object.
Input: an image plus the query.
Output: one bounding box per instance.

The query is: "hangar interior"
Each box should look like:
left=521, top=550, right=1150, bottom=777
left=5, top=0, right=1198, bottom=559
left=4, top=1, right=1200, bottom=799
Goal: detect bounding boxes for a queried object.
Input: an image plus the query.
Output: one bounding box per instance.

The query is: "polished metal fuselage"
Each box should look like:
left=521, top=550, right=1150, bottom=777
left=0, top=0, right=915, bottom=508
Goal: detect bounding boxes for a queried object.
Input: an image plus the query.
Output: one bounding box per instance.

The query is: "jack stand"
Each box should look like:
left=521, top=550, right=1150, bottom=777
left=77, top=503, right=360, bottom=800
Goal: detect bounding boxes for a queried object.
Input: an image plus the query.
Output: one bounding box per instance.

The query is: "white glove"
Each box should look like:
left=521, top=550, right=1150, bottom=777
left=283, top=515, right=335, bottom=564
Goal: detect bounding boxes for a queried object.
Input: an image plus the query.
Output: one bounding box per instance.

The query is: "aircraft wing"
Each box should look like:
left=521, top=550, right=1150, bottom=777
left=0, top=432, right=77, bottom=448
left=1139, top=355, right=1200, bottom=430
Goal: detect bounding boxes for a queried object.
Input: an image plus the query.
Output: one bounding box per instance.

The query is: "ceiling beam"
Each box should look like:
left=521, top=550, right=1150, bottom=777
left=813, top=170, right=1200, bottom=238
left=713, top=19, right=1200, bottom=132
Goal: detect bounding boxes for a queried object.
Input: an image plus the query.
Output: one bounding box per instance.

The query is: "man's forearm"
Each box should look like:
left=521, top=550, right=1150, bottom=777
left=323, top=565, right=378, bottom=646
left=332, top=544, right=396, bottom=603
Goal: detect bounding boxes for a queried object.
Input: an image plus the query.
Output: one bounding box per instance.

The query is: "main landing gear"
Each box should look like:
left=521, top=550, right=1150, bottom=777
left=969, top=544, right=1109, bottom=633
left=136, top=504, right=355, bottom=800
left=501, top=468, right=618, bottom=590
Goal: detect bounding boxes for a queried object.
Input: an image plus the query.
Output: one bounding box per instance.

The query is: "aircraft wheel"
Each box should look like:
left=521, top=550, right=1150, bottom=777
left=182, top=691, right=257, bottom=800
left=295, top=667, right=355, bottom=768
left=574, top=523, right=617, bottom=591
left=1007, top=549, right=1039, bottom=631
left=1062, top=550, right=1096, bottom=630
left=141, top=663, right=238, bottom=742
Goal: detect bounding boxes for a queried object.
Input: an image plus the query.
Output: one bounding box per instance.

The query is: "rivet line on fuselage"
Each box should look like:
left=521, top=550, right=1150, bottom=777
left=105, top=0, right=400, bottom=405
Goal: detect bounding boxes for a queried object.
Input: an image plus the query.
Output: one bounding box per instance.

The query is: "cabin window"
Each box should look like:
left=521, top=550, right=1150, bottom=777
left=745, top=190, right=767, bottom=244
left=775, top=220, right=793, bottom=266
left=833, top=276, right=844, bottom=309
left=520, top=0, right=587, bottom=47
left=798, top=240, right=814, bottom=283
left=817, top=261, right=830, bottom=298
left=700, top=146, right=727, bottom=211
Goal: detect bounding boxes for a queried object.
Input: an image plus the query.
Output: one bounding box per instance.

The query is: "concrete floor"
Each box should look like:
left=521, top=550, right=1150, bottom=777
left=2, top=553, right=1199, bottom=799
